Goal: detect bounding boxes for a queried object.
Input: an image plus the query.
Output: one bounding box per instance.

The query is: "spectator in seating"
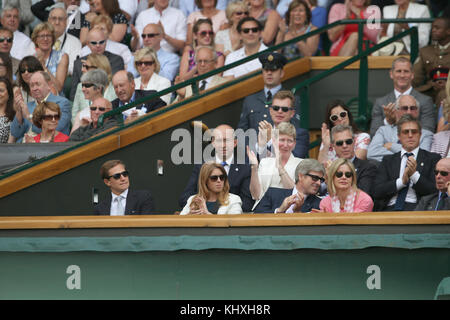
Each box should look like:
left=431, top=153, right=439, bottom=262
left=247, top=121, right=303, bottom=210
left=431, top=85, right=450, bottom=158
left=26, top=101, right=69, bottom=143
left=174, top=46, right=229, bottom=101
left=415, top=158, right=450, bottom=211
left=179, top=18, right=225, bottom=81
left=71, top=68, right=113, bottom=133
left=130, top=23, right=180, bottom=82
left=329, top=124, right=377, bottom=195
left=248, top=0, right=281, bottom=46
left=9, top=71, right=71, bottom=142
left=223, top=16, right=267, bottom=79
left=111, top=70, right=166, bottom=123
left=15, top=56, right=44, bottom=105
left=254, top=158, right=324, bottom=213
left=4, top=0, right=34, bottom=36
left=318, top=158, right=374, bottom=212
left=0, top=27, right=19, bottom=75
left=178, top=0, right=229, bottom=17
left=237, top=51, right=301, bottom=132
left=381, top=0, right=431, bottom=54
left=368, top=94, right=433, bottom=162
left=80, top=0, right=128, bottom=45
left=179, top=123, right=253, bottom=212
left=31, top=22, right=69, bottom=93
left=255, top=89, right=309, bottom=159
left=437, top=74, right=450, bottom=133
left=370, top=57, right=435, bottom=137
left=215, top=1, right=249, bottom=56
left=318, top=99, right=371, bottom=164
left=0, top=77, right=15, bottom=143
left=180, top=162, right=243, bottom=215
left=412, top=17, right=450, bottom=106
left=372, top=114, right=441, bottom=211
left=70, top=28, right=124, bottom=101
left=327, top=0, right=380, bottom=56
left=69, top=96, right=118, bottom=141
left=1, top=4, right=35, bottom=60
left=94, top=159, right=155, bottom=215
left=47, top=7, right=82, bottom=76
left=135, top=0, right=187, bottom=54
left=0, top=52, right=13, bottom=82
left=275, top=0, right=319, bottom=59
left=80, top=14, right=133, bottom=72
left=134, top=47, right=172, bottom=106
left=186, top=0, right=228, bottom=47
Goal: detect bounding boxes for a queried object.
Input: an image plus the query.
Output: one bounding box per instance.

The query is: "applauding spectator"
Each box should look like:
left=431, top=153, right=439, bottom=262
left=27, top=102, right=69, bottom=143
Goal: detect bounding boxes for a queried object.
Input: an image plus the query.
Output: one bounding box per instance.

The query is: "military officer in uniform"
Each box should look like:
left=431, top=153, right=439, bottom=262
left=236, top=52, right=300, bottom=133
left=413, top=16, right=450, bottom=105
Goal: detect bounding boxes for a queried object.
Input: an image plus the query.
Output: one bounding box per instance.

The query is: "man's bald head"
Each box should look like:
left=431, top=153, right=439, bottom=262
left=211, top=124, right=237, bottom=161
left=112, top=70, right=135, bottom=103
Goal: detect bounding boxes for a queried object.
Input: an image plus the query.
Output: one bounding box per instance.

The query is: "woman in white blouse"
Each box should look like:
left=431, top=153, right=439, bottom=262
left=134, top=47, right=172, bottom=106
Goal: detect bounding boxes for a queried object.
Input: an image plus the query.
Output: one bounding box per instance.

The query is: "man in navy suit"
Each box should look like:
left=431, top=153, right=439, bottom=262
left=94, top=159, right=155, bottom=215
left=237, top=51, right=302, bottom=133
left=415, top=158, right=450, bottom=211
left=373, top=114, right=441, bottom=211
left=179, top=124, right=254, bottom=212
left=254, top=159, right=324, bottom=213
left=10, top=71, right=72, bottom=142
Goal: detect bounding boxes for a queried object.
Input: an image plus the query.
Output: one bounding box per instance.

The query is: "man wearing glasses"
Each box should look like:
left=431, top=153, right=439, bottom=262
left=415, top=158, right=450, bottom=211
left=367, top=94, right=433, bottom=162
left=69, top=97, right=118, bottom=141
left=254, top=159, right=324, bottom=213
left=95, top=159, right=155, bottom=215
left=372, top=115, right=441, bottom=211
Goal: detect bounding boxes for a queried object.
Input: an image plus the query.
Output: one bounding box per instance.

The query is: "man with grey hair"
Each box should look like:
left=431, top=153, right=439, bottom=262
left=254, top=159, right=324, bottom=213
left=367, top=94, right=433, bottom=162
left=0, top=4, right=35, bottom=60
left=330, top=124, right=377, bottom=195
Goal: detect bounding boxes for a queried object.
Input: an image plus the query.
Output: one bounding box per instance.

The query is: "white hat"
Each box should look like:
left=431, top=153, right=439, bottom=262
left=372, top=37, right=404, bottom=56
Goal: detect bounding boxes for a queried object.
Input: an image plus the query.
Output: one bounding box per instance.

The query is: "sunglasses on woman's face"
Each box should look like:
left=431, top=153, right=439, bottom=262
left=198, top=30, right=214, bottom=37
left=234, top=11, right=249, bottom=16
left=330, top=111, right=348, bottom=122
left=42, top=114, right=60, bottom=121
left=19, top=67, right=34, bottom=74
left=108, top=170, right=129, bottom=180
left=82, top=83, right=96, bottom=88
left=335, top=171, right=353, bottom=178
left=135, top=61, right=155, bottom=67
left=334, top=138, right=354, bottom=147
left=209, top=174, right=226, bottom=182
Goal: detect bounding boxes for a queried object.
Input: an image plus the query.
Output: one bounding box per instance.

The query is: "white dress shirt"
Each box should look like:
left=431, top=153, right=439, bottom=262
left=11, top=30, right=35, bottom=60
left=223, top=43, right=268, bottom=78
left=57, top=33, right=82, bottom=75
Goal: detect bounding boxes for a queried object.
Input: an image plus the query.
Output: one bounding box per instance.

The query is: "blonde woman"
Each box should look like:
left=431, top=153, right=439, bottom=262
left=134, top=47, right=172, bottom=106
left=318, top=158, right=373, bottom=213
left=180, top=162, right=243, bottom=215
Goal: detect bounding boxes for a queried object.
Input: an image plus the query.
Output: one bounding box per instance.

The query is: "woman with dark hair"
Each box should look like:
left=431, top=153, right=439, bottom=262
left=180, top=162, right=243, bottom=215
left=275, top=0, right=319, bottom=59
left=0, top=77, right=15, bottom=143
left=16, top=56, right=44, bottom=105
left=0, top=52, right=13, bottom=82
left=80, top=0, right=129, bottom=45
left=318, top=99, right=371, bottom=164
left=25, top=101, right=69, bottom=143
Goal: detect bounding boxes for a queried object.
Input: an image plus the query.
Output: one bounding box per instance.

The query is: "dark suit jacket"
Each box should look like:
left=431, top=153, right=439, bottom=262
left=111, top=90, right=167, bottom=114
left=70, top=51, right=125, bottom=100
left=372, top=149, right=441, bottom=211
left=179, top=161, right=254, bottom=212
left=415, top=192, right=450, bottom=211
left=353, top=157, right=378, bottom=196
left=254, top=187, right=321, bottom=213
left=94, top=189, right=155, bottom=215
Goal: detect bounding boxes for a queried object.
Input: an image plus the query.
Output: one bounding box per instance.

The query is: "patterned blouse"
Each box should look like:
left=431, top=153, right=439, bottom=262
left=0, top=115, right=11, bottom=143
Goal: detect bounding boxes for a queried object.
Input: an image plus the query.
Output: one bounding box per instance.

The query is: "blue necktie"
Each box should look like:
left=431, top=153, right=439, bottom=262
left=221, top=161, right=227, bottom=167
left=394, top=152, right=414, bottom=211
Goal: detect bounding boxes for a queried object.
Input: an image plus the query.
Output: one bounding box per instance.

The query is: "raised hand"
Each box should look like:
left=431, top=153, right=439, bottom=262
left=383, top=102, right=396, bottom=125
left=247, top=145, right=259, bottom=166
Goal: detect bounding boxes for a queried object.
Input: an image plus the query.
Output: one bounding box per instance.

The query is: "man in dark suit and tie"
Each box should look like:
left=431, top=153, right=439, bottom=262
left=330, top=124, right=377, bottom=196
left=369, top=56, right=436, bottom=137
left=94, top=159, right=155, bottom=215
left=237, top=52, right=301, bottom=133
left=254, top=159, right=324, bottom=213
left=179, top=124, right=254, bottom=212
left=373, top=114, right=441, bottom=211
left=415, top=158, right=450, bottom=211
left=111, top=70, right=166, bottom=122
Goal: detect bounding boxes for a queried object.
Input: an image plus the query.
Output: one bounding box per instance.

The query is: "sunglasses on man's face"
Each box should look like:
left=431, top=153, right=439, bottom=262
left=270, top=105, right=294, bottom=112
left=399, top=105, right=418, bottom=112
left=330, top=111, right=348, bottom=122
left=434, top=170, right=449, bottom=177
left=42, top=114, right=60, bottom=121
left=335, top=171, right=353, bottom=178
left=141, top=33, right=159, bottom=39
left=334, top=138, right=354, bottom=147
left=209, top=174, right=226, bottom=182
left=305, top=173, right=325, bottom=183
left=400, top=129, right=420, bottom=135
left=0, top=37, right=13, bottom=43
left=108, top=170, right=129, bottom=180
left=89, top=40, right=106, bottom=46
left=90, top=106, right=108, bottom=112
left=241, top=27, right=259, bottom=34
